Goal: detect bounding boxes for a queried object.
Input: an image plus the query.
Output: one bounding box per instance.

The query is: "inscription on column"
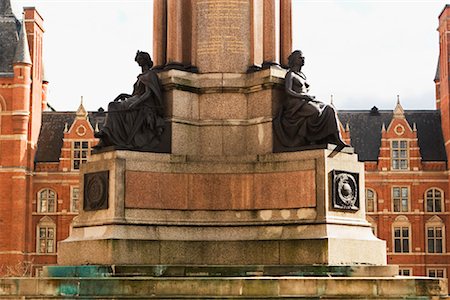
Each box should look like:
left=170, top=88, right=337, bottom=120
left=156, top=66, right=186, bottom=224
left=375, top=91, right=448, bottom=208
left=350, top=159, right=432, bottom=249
left=195, top=0, right=250, bottom=72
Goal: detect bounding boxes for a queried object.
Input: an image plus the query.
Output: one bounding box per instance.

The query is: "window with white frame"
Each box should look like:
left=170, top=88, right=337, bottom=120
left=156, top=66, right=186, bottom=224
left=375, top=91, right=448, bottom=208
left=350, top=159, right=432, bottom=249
left=37, top=189, right=56, bottom=213
left=393, top=216, right=411, bottom=253
left=399, top=268, right=412, bottom=276
left=393, top=187, right=409, bottom=212
left=427, top=226, right=444, bottom=253
left=71, top=186, right=80, bottom=213
left=427, top=268, right=446, bottom=278
left=366, top=188, right=376, bottom=212
left=391, top=140, right=408, bottom=170
left=36, top=217, right=56, bottom=254
left=72, top=141, right=90, bottom=170
left=425, top=188, right=443, bottom=213
left=426, top=216, right=445, bottom=254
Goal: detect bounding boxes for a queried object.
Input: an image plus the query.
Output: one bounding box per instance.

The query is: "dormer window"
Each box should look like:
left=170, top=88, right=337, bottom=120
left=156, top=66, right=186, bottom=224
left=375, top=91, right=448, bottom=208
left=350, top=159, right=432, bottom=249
left=72, top=141, right=90, bottom=170
left=391, top=140, right=408, bottom=170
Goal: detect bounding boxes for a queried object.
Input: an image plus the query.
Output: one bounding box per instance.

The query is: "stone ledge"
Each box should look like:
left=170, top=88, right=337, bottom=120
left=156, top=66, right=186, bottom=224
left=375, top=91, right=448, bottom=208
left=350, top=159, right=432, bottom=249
left=44, top=265, right=399, bottom=278
left=158, top=67, right=286, bottom=94
left=0, top=276, right=446, bottom=299
left=58, top=238, right=386, bottom=266
left=84, top=146, right=356, bottom=175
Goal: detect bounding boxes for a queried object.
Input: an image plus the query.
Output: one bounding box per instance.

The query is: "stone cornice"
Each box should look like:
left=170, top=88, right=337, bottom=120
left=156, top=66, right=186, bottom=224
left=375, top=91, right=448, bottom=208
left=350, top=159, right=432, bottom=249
left=158, top=66, right=286, bottom=94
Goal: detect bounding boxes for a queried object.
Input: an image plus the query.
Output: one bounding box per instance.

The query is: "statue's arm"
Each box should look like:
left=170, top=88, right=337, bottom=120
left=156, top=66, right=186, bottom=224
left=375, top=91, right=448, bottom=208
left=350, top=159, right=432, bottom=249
left=128, top=87, right=152, bottom=109
left=285, top=72, right=312, bottom=100
left=113, top=93, right=132, bottom=102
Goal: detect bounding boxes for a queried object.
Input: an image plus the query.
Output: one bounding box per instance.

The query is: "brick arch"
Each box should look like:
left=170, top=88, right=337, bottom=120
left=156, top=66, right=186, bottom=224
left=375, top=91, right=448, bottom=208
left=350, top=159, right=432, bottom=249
left=0, top=94, right=6, bottom=111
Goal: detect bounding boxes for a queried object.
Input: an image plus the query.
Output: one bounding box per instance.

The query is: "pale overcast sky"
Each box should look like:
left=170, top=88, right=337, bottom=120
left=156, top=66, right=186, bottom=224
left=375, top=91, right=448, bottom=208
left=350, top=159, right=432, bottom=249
left=11, top=0, right=448, bottom=112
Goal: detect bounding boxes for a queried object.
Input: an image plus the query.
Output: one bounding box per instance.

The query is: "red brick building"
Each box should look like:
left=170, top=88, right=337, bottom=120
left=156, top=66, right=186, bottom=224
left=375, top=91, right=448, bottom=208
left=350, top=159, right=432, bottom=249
left=0, top=1, right=449, bottom=285
left=0, top=1, right=101, bottom=274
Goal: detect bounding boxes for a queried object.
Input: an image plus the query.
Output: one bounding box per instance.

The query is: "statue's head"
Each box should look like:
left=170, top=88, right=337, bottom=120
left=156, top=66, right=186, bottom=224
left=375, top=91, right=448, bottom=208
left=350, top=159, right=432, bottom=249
left=135, top=51, right=153, bottom=68
left=288, top=50, right=304, bottom=68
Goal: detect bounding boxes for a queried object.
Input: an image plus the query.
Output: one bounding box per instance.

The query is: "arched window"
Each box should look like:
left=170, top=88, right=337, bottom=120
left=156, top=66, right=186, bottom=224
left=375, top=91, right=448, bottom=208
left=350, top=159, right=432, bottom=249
left=426, top=216, right=445, bottom=254
left=36, top=216, right=56, bottom=254
left=365, top=188, right=376, bottom=212
left=425, top=188, right=443, bottom=213
left=37, top=189, right=56, bottom=213
left=392, top=216, right=411, bottom=253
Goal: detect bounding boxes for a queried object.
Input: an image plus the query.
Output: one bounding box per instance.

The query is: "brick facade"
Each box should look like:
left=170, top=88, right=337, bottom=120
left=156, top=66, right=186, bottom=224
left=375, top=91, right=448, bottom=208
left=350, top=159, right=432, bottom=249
left=0, top=4, right=449, bottom=288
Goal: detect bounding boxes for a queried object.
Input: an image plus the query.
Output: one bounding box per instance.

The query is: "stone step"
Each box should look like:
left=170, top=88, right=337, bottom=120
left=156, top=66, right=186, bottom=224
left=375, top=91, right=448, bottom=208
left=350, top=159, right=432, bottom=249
left=0, top=276, right=447, bottom=299
left=43, top=265, right=399, bottom=278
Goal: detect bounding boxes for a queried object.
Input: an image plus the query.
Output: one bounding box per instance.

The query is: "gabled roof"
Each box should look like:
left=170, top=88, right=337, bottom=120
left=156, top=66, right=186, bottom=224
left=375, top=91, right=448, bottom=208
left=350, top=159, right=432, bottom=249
left=0, top=0, right=19, bottom=74
left=338, top=109, right=447, bottom=162
left=36, top=109, right=447, bottom=163
left=35, top=111, right=106, bottom=163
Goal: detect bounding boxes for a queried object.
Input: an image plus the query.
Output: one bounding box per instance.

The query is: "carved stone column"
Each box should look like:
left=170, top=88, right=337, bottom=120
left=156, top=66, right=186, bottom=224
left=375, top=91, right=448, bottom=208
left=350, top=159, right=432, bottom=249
left=152, top=0, right=167, bottom=67
left=263, top=0, right=276, bottom=65
left=279, top=0, right=292, bottom=66
left=166, top=0, right=183, bottom=63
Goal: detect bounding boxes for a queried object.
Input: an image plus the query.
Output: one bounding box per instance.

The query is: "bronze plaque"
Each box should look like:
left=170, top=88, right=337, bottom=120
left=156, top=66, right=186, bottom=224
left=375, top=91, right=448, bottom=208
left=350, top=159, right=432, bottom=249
left=331, top=170, right=360, bottom=211
left=84, top=171, right=109, bottom=211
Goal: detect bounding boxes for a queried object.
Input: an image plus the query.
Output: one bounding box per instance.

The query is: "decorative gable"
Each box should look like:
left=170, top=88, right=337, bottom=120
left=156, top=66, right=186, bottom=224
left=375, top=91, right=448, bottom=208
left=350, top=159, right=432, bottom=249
left=58, top=100, right=98, bottom=172
left=378, top=97, right=422, bottom=171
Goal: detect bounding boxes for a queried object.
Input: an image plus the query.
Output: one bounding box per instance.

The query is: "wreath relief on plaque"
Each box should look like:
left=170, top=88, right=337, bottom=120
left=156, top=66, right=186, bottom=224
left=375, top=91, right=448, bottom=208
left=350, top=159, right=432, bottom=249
left=331, top=170, right=360, bottom=211
left=84, top=171, right=109, bottom=211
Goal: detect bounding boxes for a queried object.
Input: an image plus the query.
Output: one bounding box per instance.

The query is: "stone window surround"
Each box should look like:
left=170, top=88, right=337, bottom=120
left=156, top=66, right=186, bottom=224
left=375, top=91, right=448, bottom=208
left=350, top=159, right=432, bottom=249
left=391, top=140, right=409, bottom=171
left=70, top=186, right=80, bottom=213
left=37, top=188, right=57, bottom=213
left=398, top=268, right=413, bottom=276
left=365, top=188, right=377, bottom=212
left=427, top=268, right=446, bottom=278
left=392, top=215, right=411, bottom=253
left=36, top=216, right=56, bottom=254
left=425, top=188, right=444, bottom=213
left=426, top=216, right=445, bottom=254
left=392, top=186, right=410, bottom=213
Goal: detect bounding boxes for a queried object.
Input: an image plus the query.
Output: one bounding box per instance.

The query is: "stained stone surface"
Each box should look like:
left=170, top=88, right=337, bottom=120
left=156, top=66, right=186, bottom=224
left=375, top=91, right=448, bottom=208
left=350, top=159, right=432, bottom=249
left=0, top=275, right=447, bottom=299
left=193, top=0, right=251, bottom=73
left=159, top=67, right=285, bottom=156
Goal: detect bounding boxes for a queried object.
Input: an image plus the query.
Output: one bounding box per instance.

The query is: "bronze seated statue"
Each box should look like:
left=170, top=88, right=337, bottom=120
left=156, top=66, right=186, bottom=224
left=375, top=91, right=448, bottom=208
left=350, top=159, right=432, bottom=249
left=273, top=50, right=348, bottom=151
left=94, top=51, right=165, bottom=151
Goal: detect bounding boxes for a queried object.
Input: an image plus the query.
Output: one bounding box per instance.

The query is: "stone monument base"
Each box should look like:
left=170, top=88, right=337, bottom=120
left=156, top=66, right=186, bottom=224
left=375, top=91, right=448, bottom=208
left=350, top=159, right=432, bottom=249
left=47, top=149, right=449, bottom=299
left=58, top=148, right=386, bottom=266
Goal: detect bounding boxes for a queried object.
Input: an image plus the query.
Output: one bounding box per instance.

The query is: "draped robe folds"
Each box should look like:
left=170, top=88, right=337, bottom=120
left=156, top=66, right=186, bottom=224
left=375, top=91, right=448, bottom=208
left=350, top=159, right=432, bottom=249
left=101, top=70, right=165, bottom=150
left=274, top=71, right=341, bottom=147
